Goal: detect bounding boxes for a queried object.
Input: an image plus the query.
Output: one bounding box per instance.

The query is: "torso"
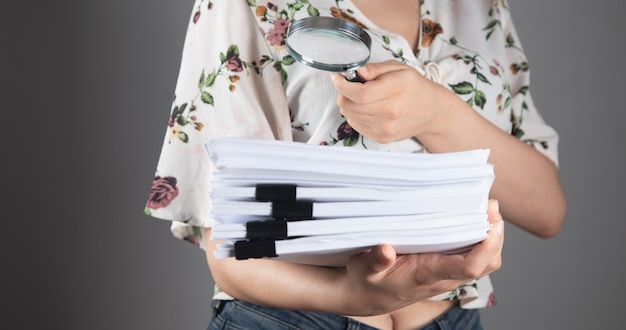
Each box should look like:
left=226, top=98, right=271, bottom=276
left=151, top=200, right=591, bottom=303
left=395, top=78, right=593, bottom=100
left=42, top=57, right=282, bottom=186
left=344, top=3, right=457, bottom=329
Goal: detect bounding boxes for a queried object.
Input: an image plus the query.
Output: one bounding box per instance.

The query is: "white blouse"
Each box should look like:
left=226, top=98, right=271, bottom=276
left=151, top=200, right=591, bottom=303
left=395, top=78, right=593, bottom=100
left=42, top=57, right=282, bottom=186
left=145, top=0, right=559, bottom=309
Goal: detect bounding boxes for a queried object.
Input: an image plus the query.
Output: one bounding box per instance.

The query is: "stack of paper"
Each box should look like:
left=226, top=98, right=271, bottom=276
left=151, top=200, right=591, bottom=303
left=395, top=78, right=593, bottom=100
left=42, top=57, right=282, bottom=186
left=205, top=137, right=495, bottom=267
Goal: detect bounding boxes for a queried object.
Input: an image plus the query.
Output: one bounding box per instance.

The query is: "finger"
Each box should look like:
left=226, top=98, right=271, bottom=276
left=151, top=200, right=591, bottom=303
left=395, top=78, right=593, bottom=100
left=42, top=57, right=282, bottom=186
left=330, top=72, right=373, bottom=105
left=486, top=199, right=502, bottom=224
left=461, top=201, right=505, bottom=277
left=343, top=117, right=375, bottom=138
left=356, top=60, right=407, bottom=82
left=347, top=244, right=397, bottom=275
left=484, top=199, right=505, bottom=270
left=331, top=70, right=397, bottom=106
left=429, top=204, right=504, bottom=281
left=369, top=244, right=397, bottom=272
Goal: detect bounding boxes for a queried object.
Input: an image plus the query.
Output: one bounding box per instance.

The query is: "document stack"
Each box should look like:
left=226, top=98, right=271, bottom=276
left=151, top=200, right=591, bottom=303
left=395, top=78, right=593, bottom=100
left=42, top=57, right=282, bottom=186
left=205, top=137, right=495, bottom=267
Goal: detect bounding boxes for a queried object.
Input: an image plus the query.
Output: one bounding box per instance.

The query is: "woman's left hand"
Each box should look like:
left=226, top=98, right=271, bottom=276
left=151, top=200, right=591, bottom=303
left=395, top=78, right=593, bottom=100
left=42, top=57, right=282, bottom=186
left=330, top=60, right=450, bottom=144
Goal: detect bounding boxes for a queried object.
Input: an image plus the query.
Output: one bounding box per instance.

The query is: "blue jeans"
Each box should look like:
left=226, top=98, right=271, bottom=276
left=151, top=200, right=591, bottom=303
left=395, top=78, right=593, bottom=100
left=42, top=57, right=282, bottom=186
left=208, top=299, right=483, bottom=330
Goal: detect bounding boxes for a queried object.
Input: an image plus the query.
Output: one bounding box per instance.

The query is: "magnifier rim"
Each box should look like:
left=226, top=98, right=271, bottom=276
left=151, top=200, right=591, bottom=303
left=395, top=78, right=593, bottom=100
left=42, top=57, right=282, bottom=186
left=286, top=16, right=372, bottom=73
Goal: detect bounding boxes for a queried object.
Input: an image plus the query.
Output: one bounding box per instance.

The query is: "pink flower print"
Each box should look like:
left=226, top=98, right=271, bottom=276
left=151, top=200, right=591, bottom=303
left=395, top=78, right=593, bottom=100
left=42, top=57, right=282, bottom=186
left=274, top=18, right=289, bottom=33
left=225, top=54, right=244, bottom=72
left=266, top=18, right=289, bottom=46
left=146, top=176, right=179, bottom=209
left=267, top=27, right=285, bottom=46
left=337, top=121, right=358, bottom=141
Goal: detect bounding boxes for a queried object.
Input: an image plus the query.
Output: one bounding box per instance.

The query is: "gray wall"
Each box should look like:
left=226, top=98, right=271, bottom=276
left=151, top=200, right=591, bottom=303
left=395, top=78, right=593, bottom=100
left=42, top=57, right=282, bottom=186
left=2, top=0, right=624, bottom=329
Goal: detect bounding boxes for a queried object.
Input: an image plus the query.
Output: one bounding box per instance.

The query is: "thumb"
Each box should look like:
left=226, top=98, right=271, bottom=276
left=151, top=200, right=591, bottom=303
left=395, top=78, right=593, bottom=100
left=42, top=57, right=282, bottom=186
left=347, top=244, right=397, bottom=276
left=364, top=244, right=397, bottom=273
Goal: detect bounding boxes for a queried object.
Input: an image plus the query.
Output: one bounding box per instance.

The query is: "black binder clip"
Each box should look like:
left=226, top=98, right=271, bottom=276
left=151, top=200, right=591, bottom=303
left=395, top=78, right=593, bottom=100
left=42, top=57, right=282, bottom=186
left=246, top=220, right=288, bottom=240
left=234, top=240, right=278, bottom=260
left=255, top=184, right=297, bottom=202
left=272, top=201, right=314, bottom=220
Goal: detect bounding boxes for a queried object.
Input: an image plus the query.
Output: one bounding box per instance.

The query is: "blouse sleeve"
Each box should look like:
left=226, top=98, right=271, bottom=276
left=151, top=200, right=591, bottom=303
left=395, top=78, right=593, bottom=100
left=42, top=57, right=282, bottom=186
left=144, top=0, right=293, bottom=248
left=499, top=0, right=560, bottom=167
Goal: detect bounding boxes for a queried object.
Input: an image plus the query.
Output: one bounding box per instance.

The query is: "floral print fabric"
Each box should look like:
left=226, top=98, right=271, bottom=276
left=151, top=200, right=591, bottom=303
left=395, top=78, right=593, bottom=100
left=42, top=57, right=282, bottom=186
left=145, top=0, right=558, bottom=309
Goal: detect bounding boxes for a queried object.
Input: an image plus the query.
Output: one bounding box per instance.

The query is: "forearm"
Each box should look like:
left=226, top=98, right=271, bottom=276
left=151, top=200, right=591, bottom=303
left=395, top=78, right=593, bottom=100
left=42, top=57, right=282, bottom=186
left=418, top=85, right=566, bottom=237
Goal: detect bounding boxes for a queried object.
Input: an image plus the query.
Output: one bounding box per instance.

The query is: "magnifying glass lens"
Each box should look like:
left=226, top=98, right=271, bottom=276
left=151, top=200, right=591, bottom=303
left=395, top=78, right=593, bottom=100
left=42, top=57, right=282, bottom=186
left=287, top=29, right=370, bottom=71
left=286, top=16, right=372, bottom=82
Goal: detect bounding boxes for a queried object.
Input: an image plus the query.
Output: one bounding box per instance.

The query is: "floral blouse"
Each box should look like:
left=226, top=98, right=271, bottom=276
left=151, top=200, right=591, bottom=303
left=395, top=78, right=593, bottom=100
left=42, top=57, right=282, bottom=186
left=145, top=0, right=559, bottom=309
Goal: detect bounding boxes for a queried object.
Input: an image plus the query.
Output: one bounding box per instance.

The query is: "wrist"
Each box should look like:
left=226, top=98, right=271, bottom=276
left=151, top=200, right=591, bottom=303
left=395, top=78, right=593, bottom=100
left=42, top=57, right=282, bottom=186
left=414, top=83, right=457, bottom=145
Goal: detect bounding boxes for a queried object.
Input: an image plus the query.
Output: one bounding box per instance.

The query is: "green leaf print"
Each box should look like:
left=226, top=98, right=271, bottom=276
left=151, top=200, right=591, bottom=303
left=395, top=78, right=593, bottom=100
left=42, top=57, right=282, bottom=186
left=219, top=46, right=237, bottom=64
left=502, top=96, right=511, bottom=110
left=485, top=30, right=494, bottom=41
left=273, top=61, right=284, bottom=72
left=474, top=90, right=487, bottom=109
left=506, top=33, right=516, bottom=47
left=483, top=4, right=502, bottom=41
left=281, top=55, right=296, bottom=65
left=178, top=131, right=189, bottom=143
left=198, top=71, right=205, bottom=89
left=198, top=69, right=217, bottom=88
left=476, top=72, right=490, bottom=84
left=449, top=81, right=474, bottom=95
left=483, top=19, right=500, bottom=30
left=205, top=71, right=217, bottom=87
left=343, top=136, right=359, bottom=147
left=518, top=85, right=529, bottom=95
left=201, top=91, right=214, bottom=105
left=172, top=103, right=186, bottom=119
left=307, top=4, right=320, bottom=16
left=176, top=114, right=188, bottom=126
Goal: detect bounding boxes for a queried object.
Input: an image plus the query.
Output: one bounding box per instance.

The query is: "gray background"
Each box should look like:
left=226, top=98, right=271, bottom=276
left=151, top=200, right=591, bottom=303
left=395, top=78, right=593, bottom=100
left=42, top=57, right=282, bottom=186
left=2, top=0, right=624, bottom=329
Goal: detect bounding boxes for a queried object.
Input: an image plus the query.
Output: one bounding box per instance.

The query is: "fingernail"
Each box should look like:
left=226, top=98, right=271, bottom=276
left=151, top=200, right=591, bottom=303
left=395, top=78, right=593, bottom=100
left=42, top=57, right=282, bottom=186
left=493, top=200, right=499, bottom=213
left=329, top=73, right=336, bottom=81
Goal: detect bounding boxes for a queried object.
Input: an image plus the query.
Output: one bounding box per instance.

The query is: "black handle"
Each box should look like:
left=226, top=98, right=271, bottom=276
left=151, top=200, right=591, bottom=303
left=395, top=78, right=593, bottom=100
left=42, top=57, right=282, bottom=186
left=343, top=70, right=365, bottom=83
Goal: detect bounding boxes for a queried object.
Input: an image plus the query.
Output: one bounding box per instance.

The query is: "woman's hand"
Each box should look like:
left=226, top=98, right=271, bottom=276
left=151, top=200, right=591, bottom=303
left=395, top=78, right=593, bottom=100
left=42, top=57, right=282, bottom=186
left=331, top=60, right=451, bottom=144
left=338, top=199, right=504, bottom=316
left=205, top=200, right=504, bottom=316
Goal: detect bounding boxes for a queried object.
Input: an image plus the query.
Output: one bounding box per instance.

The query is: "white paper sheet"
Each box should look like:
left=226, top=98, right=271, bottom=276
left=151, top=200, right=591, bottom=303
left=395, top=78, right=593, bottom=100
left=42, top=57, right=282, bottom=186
left=211, top=213, right=488, bottom=240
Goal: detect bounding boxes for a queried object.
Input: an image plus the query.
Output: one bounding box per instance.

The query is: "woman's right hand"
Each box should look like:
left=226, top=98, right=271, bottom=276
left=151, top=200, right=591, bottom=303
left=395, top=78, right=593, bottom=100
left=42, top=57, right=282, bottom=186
left=337, top=199, right=504, bottom=316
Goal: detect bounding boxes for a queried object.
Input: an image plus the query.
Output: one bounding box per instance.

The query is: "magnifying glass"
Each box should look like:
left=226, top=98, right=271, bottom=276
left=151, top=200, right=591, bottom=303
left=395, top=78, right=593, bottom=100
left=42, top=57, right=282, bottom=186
left=286, top=16, right=372, bottom=83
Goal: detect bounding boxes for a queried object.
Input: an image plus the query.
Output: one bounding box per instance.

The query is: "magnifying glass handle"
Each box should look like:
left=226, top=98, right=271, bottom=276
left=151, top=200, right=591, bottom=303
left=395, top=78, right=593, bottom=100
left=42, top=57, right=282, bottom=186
left=342, top=70, right=365, bottom=83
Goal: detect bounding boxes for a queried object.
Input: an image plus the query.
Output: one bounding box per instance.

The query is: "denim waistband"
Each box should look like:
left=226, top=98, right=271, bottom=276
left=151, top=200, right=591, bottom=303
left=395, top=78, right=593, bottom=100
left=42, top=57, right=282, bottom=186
left=208, top=299, right=481, bottom=330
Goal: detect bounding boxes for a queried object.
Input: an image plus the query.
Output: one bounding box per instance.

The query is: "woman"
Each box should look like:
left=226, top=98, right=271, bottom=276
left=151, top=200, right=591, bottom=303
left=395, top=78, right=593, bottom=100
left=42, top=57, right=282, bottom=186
left=145, top=0, right=566, bottom=328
